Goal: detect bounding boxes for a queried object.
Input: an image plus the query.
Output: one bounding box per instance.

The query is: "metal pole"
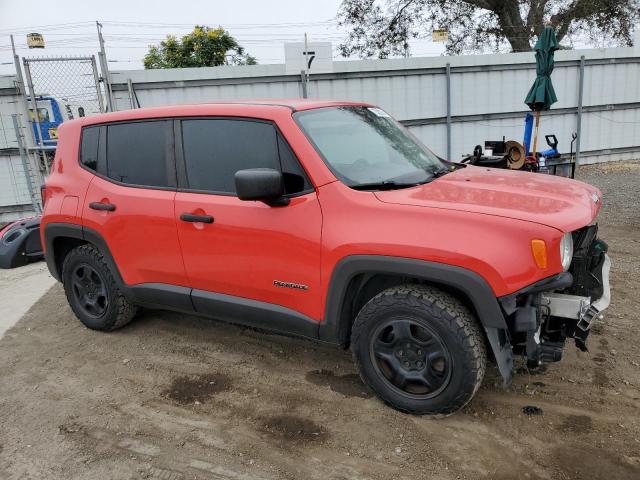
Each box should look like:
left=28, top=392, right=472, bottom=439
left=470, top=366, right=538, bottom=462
left=531, top=110, right=541, bottom=156
left=304, top=33, right=310, bottom=97
left=127, top=78, right=136, bottom=109
left=90, top=55, right=105, bottom=113
left=300, top=70, right=308, bottom=98
left=96, top=21, right=115, bottom=111
left=11, top=35, right=35, bottom=149
left=12, top=114, right=41, bottom=213
left=445, top=62, right=452, bottom=160
left=575, top=55, right=585, bottom=166
left=22, top=59, right=48, bottom=174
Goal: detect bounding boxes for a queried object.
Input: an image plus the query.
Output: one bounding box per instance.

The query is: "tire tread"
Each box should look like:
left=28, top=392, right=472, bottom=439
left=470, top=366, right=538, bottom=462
left=351, top=284, right=487, bottom=415
left=62, top=244, right=137, bottom=331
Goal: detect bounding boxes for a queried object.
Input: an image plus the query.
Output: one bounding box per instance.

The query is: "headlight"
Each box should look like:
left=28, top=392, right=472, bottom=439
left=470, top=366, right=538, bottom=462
left=560, top=232, right=574, bottom=271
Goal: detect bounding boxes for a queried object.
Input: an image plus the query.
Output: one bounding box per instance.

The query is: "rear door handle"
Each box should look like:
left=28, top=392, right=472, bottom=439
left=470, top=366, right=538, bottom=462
left=180, top=213, right=214, bottom=224
left=89, top=202, right=116, bottom=212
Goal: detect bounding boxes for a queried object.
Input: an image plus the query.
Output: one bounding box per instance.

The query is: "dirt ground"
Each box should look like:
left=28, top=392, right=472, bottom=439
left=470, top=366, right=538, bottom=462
left=1, top=161, right=639, bottom=480
left=0, top=261, right=55, bottom=338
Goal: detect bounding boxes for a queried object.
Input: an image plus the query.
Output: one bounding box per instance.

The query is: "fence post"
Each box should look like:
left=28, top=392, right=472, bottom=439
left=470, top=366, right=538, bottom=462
left=96, top=21, right=115, bottom=112
left=91, top=55, right=105, bottom=113
left=300, top=70, right=308, bottom=98
left=575, top=55, right=585, bottom=166
left=11, top=114, right=42, bottom=213
left=127, top=78, right=137, bottom=109
left=10, top=35, right=35, bottom=150
left=22, top=59, right=49, bottom=174
left=446, top=62, right=452, bottom=161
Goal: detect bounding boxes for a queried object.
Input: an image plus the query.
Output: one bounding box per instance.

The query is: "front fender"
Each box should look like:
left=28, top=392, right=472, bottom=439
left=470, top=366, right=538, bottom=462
left=319, top=255, right=513, bottom=383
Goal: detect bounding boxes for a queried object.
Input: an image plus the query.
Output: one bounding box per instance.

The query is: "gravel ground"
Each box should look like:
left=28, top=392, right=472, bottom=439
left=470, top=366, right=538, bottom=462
left=0, top=161, right=639, bottom=480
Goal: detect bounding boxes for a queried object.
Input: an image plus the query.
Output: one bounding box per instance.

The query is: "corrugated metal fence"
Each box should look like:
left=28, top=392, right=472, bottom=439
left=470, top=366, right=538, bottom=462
left=0, top=77, right=34, bottom=219
left=110, top=45, right=640, bottom=165
left=1, top=44, right=639, bottom=219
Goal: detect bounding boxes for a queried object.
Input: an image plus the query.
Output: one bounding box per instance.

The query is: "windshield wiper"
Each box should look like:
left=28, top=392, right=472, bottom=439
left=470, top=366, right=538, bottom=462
left=351, top=167, right=454, bottom=191
left=350, top=180, right=422, bottom=191
left=431, top=167, right=453, bottom=178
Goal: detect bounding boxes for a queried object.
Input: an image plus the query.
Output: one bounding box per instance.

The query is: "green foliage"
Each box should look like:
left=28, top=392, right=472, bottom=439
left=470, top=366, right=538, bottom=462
left=338, top=0, right=640, bottom=57
left=143, top=26, right=257, bottom=69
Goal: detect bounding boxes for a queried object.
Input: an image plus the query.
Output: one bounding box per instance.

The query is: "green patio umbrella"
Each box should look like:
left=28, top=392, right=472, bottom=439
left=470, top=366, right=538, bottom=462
left=525, top=26, right=559, bottom=156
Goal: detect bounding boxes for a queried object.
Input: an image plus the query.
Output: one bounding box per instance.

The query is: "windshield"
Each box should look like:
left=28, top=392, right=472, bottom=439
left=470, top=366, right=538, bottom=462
left=294, top=106, right=446, bottom=189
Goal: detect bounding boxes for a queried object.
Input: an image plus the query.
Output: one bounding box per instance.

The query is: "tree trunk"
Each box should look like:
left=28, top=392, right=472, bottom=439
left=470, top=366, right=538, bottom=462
left=503, top=31, right=534, bottom=52
left=492, top=0, right=534, bottom=52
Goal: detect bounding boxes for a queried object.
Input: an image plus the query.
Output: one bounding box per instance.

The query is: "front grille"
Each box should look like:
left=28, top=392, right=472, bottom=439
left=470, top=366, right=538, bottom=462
left=567, top=224, right=607, bottom=298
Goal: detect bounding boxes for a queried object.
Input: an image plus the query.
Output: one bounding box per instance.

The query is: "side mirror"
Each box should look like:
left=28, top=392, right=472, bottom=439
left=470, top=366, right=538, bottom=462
left=235, top=168, right=289, bottom=206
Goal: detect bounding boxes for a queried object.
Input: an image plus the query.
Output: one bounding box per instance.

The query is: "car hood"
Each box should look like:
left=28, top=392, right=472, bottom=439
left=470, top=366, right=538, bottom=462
left=374, top=165, right=601, bottom=232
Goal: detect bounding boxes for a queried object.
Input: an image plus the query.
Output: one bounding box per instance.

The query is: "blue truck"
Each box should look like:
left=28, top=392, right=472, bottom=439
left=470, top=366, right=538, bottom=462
left=29, top=96, right=86, bottom=146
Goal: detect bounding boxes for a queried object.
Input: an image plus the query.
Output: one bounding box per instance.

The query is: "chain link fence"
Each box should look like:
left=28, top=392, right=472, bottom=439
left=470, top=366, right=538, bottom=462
left=22, top=56, right=104, bottom=159
left=23, top=56, right=104, bottom=119
left=1, top=56, right=107, bottom=221
left=0, top=90, right=39, bottom=219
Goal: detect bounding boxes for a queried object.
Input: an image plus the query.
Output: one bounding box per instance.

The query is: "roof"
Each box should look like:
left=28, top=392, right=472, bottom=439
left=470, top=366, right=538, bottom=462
left=78, top=99, right=372, bottom=127
left=225, top=99, right=370, bottom=110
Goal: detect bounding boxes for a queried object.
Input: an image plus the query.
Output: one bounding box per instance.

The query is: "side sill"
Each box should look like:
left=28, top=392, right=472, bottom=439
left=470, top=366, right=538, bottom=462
left=191, top=288, right=320, bottom=340
left=127, top=283, right=322, bottom=342
left=127, top=283, right=194, bottom=312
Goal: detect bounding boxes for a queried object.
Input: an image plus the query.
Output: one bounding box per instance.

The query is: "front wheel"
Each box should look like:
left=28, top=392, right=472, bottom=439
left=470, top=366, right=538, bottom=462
left=351, top=285, right=487, bottom=415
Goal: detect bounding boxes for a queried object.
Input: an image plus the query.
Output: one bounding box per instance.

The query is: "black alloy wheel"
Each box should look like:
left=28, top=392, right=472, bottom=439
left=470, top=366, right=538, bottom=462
left=62, top=244, right=137, bottom=331
left=351, top=284, right=487, bottom=415
left=70, top=263, right=109, bottom=318
left=370, top=318, right=452, bottom=399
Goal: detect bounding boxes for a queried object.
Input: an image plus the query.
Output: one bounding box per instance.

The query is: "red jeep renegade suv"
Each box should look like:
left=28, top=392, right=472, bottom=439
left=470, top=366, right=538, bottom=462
left=41, top=100, right=611, bottom=414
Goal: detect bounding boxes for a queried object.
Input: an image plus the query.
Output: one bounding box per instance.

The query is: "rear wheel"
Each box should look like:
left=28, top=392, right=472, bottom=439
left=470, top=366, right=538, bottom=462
left=62, top=244, right=137, bottom=331
left=351, top=284, right=487, bottom=415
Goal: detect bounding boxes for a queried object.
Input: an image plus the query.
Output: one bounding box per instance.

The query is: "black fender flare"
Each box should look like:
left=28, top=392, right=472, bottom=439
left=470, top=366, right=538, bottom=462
left=319, top=255, right=513, bottom=383
left=44, top=223, right=127, bottom=288
left=44, top=223, right=193, bottom=310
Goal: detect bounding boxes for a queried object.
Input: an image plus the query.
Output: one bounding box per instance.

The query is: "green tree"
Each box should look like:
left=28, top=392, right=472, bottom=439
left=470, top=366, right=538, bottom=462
left=143, top=26, right=257, bottom=69
left=337, top=0, right=640, bottom=57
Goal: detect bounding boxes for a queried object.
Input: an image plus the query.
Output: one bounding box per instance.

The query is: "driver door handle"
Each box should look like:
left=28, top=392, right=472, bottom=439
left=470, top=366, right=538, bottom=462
left=180, top=213, right=214, bottom=224
left=89, top=202, right=116, bottom=212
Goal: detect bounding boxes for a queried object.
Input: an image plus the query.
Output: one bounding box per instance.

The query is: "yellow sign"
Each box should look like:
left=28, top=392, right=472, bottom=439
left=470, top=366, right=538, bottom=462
left=27, top=33, right=45, bottom=49
left=432, top=29, right=448, bottom=43
left=48, top=128, right=58, bottom=140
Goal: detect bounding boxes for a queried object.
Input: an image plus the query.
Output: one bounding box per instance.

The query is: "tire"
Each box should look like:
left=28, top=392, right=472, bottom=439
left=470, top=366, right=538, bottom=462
left=61, top=244, right=137, bottom=331
left=351, top=284, right=487, bottom=415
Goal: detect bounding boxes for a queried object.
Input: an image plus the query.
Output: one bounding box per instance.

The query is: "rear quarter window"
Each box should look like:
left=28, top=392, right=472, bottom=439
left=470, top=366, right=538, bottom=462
left=80, top=126, right=100, bottom=171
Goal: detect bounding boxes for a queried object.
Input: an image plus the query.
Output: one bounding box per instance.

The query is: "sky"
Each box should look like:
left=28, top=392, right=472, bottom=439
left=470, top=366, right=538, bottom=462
left=0, top=0, right=446, bottom=76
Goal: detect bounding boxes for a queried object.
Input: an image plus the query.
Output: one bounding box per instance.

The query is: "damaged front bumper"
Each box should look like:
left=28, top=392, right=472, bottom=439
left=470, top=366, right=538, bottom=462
left=541, top=252, right=611, bottom=351
left=499, top=224, right=611, bottom=369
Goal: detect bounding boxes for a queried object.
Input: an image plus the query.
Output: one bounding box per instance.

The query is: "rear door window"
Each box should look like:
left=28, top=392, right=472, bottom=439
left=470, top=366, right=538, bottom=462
left=106, top=121, right=171, bottom=187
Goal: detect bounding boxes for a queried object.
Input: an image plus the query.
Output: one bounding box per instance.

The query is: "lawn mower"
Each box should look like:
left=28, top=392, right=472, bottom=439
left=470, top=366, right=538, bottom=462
left=462, top=113, right=577, bottom=178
